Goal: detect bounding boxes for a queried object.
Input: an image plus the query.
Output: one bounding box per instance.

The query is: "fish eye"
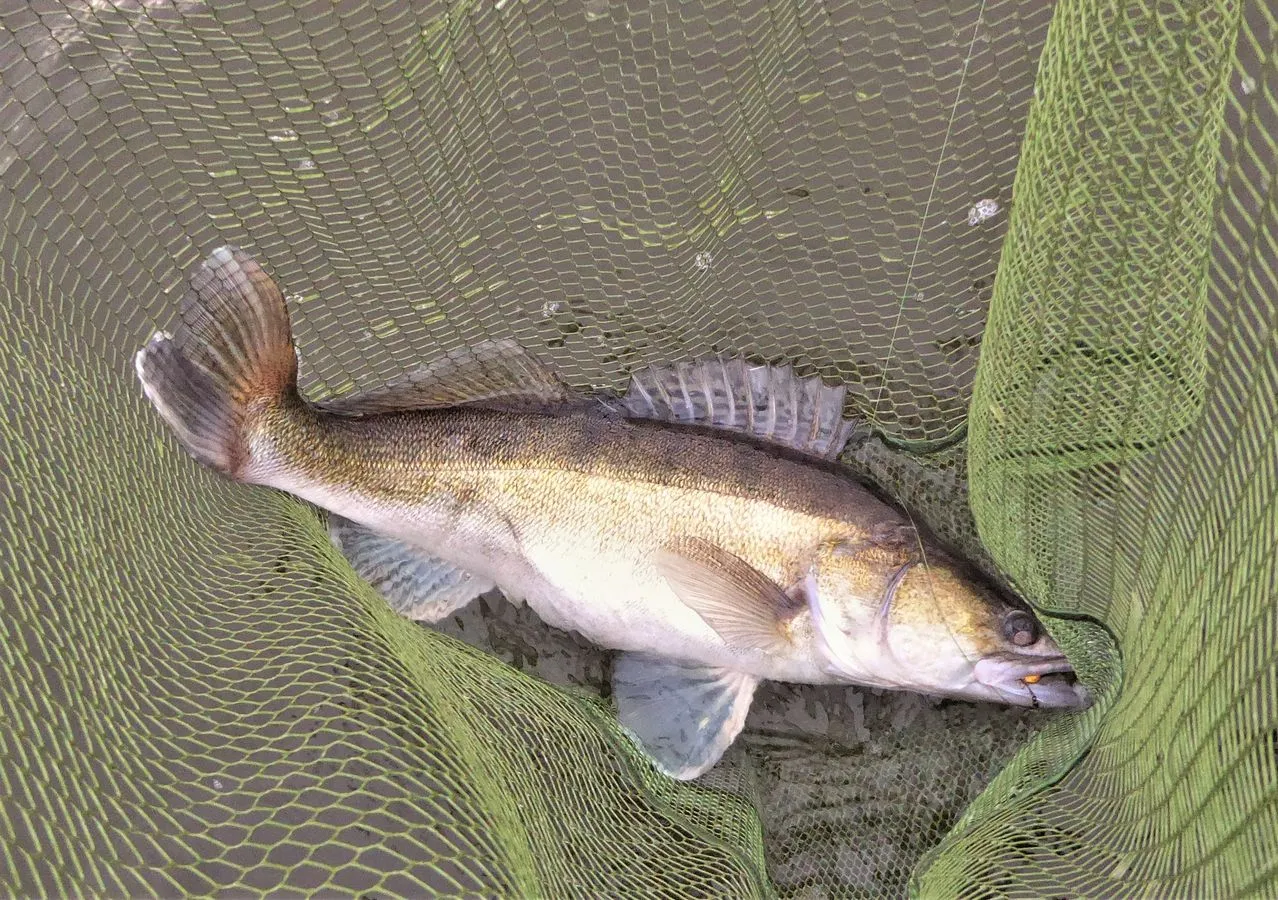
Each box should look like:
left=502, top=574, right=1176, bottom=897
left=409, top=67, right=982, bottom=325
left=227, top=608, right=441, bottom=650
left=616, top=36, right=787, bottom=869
left=1002, top=610, right=1039, bottom=647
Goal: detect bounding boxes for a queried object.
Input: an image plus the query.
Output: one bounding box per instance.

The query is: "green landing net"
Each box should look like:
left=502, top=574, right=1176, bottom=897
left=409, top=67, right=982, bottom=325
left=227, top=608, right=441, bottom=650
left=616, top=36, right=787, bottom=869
left=0, top=0, right=1273, bottom=896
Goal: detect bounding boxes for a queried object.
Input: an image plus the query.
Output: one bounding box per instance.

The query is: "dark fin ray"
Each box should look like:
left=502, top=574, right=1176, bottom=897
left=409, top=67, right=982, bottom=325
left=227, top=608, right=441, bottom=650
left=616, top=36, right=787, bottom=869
left=329, top=515, right=494, bottom=622
left=618, top=357, right=863, bottom=460
left=316, top=339, right=573, bottom=417
left=135, top=246, right=297, bottom=479
left=654, top=537, right=799, bottom=653
left=613, top=653, right=758, bottom=780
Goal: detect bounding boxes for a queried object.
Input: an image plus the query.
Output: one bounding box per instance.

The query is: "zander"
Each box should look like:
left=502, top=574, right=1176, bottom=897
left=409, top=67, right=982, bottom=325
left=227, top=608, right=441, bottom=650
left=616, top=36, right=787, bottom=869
left=136, top=246, right=1089, bottom=780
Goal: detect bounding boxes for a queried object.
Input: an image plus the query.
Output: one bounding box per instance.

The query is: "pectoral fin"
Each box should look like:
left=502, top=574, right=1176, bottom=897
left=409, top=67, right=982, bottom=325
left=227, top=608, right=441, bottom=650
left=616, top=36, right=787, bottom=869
left=316, top=338, right=574, bottom=416
left=329, top=515, right=494, bottom=622
left=654, top=538, right=801, bottom=654
left=612, top=652, right=758, bottom=780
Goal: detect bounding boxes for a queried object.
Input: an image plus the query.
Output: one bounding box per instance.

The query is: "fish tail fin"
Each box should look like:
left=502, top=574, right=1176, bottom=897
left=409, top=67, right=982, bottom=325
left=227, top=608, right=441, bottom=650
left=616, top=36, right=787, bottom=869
left=135, top=245, right=299, bottom=481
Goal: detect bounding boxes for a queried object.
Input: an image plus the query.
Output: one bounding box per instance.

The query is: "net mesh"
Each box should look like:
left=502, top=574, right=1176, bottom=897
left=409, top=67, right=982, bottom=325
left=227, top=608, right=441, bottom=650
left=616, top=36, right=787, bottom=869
left=922, top=0, right=1278, bottom=893
left=0, top=0, right=1273, bottom=896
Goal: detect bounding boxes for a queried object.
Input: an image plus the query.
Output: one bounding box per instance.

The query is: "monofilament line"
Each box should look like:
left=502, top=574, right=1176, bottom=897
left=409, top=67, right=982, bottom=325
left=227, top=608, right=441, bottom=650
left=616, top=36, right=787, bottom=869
left=870, top=0, right=990, bottom=421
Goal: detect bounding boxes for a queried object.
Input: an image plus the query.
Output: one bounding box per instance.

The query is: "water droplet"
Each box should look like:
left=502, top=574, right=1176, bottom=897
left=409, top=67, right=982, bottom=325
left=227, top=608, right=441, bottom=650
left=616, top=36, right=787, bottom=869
left=293, top=158, right=317, bottom=171
left=967, top=198, right=1000, bottom=226
left=694, top=251, right=713, bottom=270
left=320, top=109, right=352, bottom=127
left=212, top=779, right=224, bottom=790
left=267, top=128, right=298, bottom=143
left=542, top=300, right=563, bottom=317
left=1241, top=76, right=1257, bottom=96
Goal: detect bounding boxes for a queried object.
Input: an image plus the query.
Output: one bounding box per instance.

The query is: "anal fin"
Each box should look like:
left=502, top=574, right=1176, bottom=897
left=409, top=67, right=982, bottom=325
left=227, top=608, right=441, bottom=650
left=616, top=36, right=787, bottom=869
left=329, top=515, right=493, bottom=622
left=612, top=652, right=758, bottom=780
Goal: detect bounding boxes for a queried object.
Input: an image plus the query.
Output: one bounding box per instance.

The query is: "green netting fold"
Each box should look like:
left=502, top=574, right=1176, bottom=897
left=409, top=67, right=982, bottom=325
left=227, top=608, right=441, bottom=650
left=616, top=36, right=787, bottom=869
left=919, top=0, right=1277, bottom=895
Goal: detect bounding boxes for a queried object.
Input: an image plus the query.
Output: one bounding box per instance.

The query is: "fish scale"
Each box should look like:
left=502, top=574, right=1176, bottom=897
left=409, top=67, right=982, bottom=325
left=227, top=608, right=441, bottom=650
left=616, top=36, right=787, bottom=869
left=136, top=245, right=1091, bottom=780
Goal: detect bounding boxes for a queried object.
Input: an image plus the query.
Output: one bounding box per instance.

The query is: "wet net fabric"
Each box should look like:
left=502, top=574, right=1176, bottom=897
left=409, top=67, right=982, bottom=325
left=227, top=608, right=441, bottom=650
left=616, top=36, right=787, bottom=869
left=923, top=0, right=1278, bottom=894
left=0, top=0, right=1273, bottom=897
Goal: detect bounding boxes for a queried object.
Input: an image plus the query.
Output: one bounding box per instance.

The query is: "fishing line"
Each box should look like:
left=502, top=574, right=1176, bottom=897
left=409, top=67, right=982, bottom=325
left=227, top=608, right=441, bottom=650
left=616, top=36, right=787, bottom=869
left=870, top=0, right=992, bottom=681
left=869, top=0, right=990, bottom=423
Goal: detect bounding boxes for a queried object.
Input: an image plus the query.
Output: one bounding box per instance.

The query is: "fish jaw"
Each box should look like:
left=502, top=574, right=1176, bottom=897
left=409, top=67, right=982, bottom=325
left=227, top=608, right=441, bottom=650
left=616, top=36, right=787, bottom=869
left=970, top=653, right=1091, bottom=709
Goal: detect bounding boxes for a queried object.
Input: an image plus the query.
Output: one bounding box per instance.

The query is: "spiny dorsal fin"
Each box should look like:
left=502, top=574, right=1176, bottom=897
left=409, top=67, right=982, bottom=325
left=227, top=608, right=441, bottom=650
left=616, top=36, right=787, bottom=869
left=654, top=537, right=802, bottom=654
left=316, top=339, right=574, bottom=417
left=617, top=357, right=863, bottom=460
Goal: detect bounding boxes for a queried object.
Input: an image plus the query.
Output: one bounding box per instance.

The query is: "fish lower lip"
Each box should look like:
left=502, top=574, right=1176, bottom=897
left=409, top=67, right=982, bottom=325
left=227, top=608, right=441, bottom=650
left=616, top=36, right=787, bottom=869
left=1030, top=674, right=1093, bottom=709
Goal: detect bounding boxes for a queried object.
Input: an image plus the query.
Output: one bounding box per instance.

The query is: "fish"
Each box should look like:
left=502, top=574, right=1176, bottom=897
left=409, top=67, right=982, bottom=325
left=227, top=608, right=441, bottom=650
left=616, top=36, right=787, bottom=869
left=135, top=246, right=1091, bottom=780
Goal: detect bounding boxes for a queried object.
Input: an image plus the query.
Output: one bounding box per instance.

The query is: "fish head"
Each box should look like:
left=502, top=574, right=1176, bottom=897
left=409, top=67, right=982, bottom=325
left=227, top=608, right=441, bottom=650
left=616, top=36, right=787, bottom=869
left=805, top=540, right=1091, bottom=710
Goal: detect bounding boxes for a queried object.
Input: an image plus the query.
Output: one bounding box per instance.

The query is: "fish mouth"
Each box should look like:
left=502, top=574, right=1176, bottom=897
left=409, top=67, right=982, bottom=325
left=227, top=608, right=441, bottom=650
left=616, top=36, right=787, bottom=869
left=972, top=654, right=1092, bottom=709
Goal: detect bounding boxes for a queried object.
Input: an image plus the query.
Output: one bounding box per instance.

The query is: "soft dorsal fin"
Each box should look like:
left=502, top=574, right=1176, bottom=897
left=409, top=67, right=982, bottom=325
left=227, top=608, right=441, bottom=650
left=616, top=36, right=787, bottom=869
left=615, top=357, right=863, bottom=460
left=315, top=338, right=574, bottom=417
